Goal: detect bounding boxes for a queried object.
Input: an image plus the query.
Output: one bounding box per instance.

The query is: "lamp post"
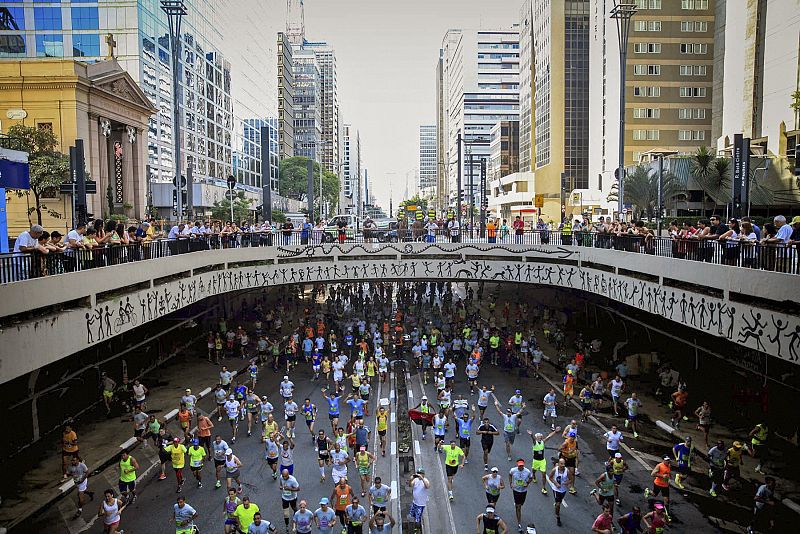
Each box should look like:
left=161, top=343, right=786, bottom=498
left=611, top=2, right=637, bottom=221
left=648, top=149, right=677, bottom=236
left=161, top=0, right=187, bottom=222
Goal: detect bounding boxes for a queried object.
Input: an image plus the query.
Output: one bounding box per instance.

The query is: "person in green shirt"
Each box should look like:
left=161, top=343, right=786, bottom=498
left=118, top=451, right=139, bottom=503
left=165, top=437, right=187, bottom=492
left=442, top=439, right=465, bottom=501
left=234, top=496, right=260, bottom=532
left=187, top=438, right=207, bottom=488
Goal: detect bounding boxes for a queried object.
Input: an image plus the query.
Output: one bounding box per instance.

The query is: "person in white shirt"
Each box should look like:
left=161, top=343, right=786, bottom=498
left=167, top=223, right=186, bottom=240
left=66, top=224, right=87, bottom=251
left=14, top=224, right=43, bottom=252
left=771, top=215, right=793, bottom=244
left=425, top=220, right=439, bottom=243
left=448, top=219, right=461, bottom=243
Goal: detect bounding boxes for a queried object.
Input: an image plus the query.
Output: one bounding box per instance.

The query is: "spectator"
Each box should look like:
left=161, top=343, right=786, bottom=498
left=789, top=216, right=800, bottom=244
left=513, top=216, right=525, bottom=244
left=718, top=219, right=741, bottom=265
left=13, top=224, right=44, bottom=253
left=281, top=220, right=294, bottom=245
left=486, top=219, right=497, bottom=243
left=741, top=216, right=761, bottom=240
left=739, top=221, right=758, bottom=267
left=67, top=223, right=87, bottom=251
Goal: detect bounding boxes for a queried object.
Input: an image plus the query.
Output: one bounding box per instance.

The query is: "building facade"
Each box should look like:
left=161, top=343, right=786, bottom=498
left=0, top=0, right=281, bottom=220
left=292, top=47, right=322, bottom=160
left=488, top=121, right=520, bottom=181
left=440, top=28, right=520, bottom=211
left=418, top=125, right=437, bottom=199
left=519, top=0, right=534, bottom=173
left=304, top=41, right=340, bottom=176
left=341, top=123, right=361, bottom=214
left=277, top=32, right=295, bottom=159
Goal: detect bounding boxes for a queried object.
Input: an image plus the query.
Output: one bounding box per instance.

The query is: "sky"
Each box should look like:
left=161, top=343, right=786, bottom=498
left=301, top=0, right=521, bottom=212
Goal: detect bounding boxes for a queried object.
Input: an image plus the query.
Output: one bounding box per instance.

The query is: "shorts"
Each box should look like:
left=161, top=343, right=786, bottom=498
left=598, top=494, right=614, bottom=506
left=329, top=413, right=340, bottom=420
left=282, top=464, right=294, bottom=475
left=627, top=414, right=638, bottom=421
left=133, top=428, right=144, bottom=438
left=190, top=465, right=203, bottom=473
left=652, top=484, right=669, bottom=498
left=103, top=520, right=121, bottom=532
left=676, top=463, right=690, bottom=475
left=544, top=408, right=556, bottom=418
left=504, top=431, right=516, bottom=444
left=214, top=459, right=226, bottom=467
left=445, top=464, right=458, bottom=477
left=217, top=402, right=225, bottom=409
left=77, top=479, right=88, bottom=492
left=226, top=469, right=240, bottom=479
left=358, top=466, right=370, bottom=476
left=318, top=452, right=329, bottom=461
left=228, top=417, right=238, bottom=425
left=581, top=402, right=592, bottom=412
left=532, top=458, right=547, bottom=472
left=372, top=505, right=387, bottom=514
left=459, top=437, right=471, bottom=449
left=224, top=518, right=238, bottom=526
left=439, top=403, right=450, bottom=411
left=378, top=430, right=386, bottom=437
left=434, top=432, right=446, bottom=439
left=513, top=490, right=527, bottom=505
left=361, top=394, right=370, bottom=402
left=282, top=498, right=298, bottom=510
left=62, top=450, right=79, bottom=459
left=286, top=415, right=296, bottom=422
left=554, top=490, right=566, bottom=503
left=305, top=419, right=315, bottom=427
left=408, top=502, right=425, bottom=523
left=561, top=456, right=576, bottom=469
left=118, top=480, right=135, bottom=493
left=482, top=441, right=494, bottom=453
left=613, top=473, right=624, bottom=484
left=592, top=393, right=603, bottom=399
left=486, top=492, right=500, bottom=504
left=103, top=390, right=114, bottom=399
left=267, top=457, right=278, bottom=466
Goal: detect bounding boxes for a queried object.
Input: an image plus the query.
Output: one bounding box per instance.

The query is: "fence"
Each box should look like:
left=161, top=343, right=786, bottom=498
left=1, top=229, right=798, bottom=284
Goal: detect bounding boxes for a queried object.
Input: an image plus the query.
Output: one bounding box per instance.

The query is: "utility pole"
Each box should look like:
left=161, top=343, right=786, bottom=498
left=161, top=0, right=187, bottom=222
left=611, top=2, right=636, bottom=220
left=456, top=132, right=462, bottom=227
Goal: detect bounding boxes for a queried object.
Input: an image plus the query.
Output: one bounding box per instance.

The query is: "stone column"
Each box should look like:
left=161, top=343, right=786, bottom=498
left=98, top=117, right=111, bottom=218
left=122, top=125, right=136, bottom=217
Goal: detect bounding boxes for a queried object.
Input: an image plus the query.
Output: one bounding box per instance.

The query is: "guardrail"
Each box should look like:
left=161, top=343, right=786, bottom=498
left=2, top=229, right=798, bottom=284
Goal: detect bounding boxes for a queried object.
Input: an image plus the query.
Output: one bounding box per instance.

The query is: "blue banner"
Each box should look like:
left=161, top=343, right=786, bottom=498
left=0, top=159, right=30, bottom=190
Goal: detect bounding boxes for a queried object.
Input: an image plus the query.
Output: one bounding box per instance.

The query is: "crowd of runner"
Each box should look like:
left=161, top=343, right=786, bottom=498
left=67, top=281, right=781, bottom=534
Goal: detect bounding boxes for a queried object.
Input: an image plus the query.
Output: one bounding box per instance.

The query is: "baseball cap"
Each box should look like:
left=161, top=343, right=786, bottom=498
left=416, top=467, right=425, bottom=474
left=663, top=456, right=671, bottom=461
left=490, top=467, right=499, bottom=473
left=516, top=459, right=525, bottom=466
left=173, top=437, right=180, bottom=443
left=654, top=503, right=665, bottom=510
left=421, top=395, right=427, bottom=400
left=614, top=452, right=623, bottom=458
left=229, top=394, right=234, bottom=399
left=225, top=448, right=233, bottom=455
left=515, top=389, right=521, bottom=394
left=185, top=388, right=191, bottom=393
left=283, top=375, right=289, bottom=380
left=791, top=215, right=800, bottom=225
left=733, top=441, right=743, bottom=449
left=192, top=438, right=199, bottom=445
left=319, top=497, right=329, bottom=505
left=485, top=506, right=495, bottom=513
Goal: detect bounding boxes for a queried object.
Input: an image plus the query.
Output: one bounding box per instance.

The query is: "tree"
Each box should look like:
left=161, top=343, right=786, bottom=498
left=623, top=164, right=680, bottom=220
left=210, top=191, right=254, bottom=223
left=791, top=89, right=800, bottom=130
left=278, top=156, right=340, bottom=213
left=6, top=124, right=70, bottom=225
left=690, top=146, right=717, bottom=216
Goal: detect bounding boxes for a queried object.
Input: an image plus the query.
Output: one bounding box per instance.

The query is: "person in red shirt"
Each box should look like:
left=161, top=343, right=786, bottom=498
left=592, top=505, right=614, bottom=534
left=513, top=216, right=525, bottom=244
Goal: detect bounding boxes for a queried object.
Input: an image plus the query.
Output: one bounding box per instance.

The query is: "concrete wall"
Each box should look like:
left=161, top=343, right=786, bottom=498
left=1, top=242, right=798, bottom=386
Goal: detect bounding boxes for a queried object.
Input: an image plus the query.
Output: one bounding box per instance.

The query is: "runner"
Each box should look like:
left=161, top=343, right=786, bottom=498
left=187, top=438, right=206, bottom=488
left=284, top=396, right=299, bottom=440
left=617, top=506, right=643, bottom=534
left=508, top=390, right=524, bottom=434
left=476, top=506, right=508, bottom=534
left=578, top=383, right=593, bottom=422
left=224, top=448, right=244, bottom=493
left=542, top=388, right=558, bottom=431
left=723, top=441, right=744, bottom=491
left=477, top=385, right=494, bottom=419
left=368, top=476, right=391, bottom=515
left=548, top=458, right=572, bottom=527
left=344, top=496, right=368, bottom=534
left=172, top=495, right=198, bottom=534
left=245, top=389, right=260, bottom=437
left=323, top=387, right=342, bottom=433
left=624, top=393, right=641, bottom=438
left=590, top=465, right=617, bottom=515
left=748, top=476, right=777, bottom=534
left=164, top=437, right=187, bottom=493
left=454, top=404, right=477, bottom=464
left=314, top=498, right=338, bottom=534
left=509, top=459, right=534, bottom=533
left=302, top=397, right=318, bottom=441
left=482, top=467, right=506, bottom=505
left=477, top=417, right=500, bottom=471
left=99, top=489, right=124, bottom=534
left=369, top=510, right=396, bottom=534
left=557, top=432, right=579, bottom=494
left=292, top=500, right=314, bottom=534
left=215, top=385, right=228, bottom=422
left=223, top=488, right=242, bottom=534
left=279, top=468, right=300, bottom=530
left=694, top=401, right=712, bottom=449
left=747, top=422, right=769, bottom=474
left=249, top=512, right=277, bottom=534
left=591, top=505, right=614, bottom=534
left=117, top=450, right=139, bottom=503
left=466, top=359, right=480, bottom=394
left=707, top=439, right=725, bottom=497
left=233, top=496, right=259, bottom=533
left=330, top=441, right=351, bottom=483
left=644, top=456, right=671, bottom=515
left=494, top=400, right=526, bottom=462
left=224, top=394, right=241, bottom=443
left=526, top=428, right=559, bottom=494
left=316, top=429, right=333, bottom=482
left=331, top=477, right=355, bottom=528
left=603, top=424, right=624, bottom=458
left=355, top=445, right=376, bottom=497
left=672, top=436, right=693, bottom=489
left=642, top=503, right=667, bottom=534
left=608, top=374, right=624, bottom=416
left=609, top=452, right=628, bottom=505
left=375, top=405, right=389, bottom=457
left=279, top=437, right=296, bottom=476
left=67, top=455, right=93, bottom=518
left=442, top=439, right=466, bottom=501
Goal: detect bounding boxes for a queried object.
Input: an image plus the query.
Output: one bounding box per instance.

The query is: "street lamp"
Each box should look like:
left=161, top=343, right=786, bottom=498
left=161, top=0, right=187, bottom=222
left=647, top=149, right=677, bottom=236
left=611, top=2, right=637, bottom=221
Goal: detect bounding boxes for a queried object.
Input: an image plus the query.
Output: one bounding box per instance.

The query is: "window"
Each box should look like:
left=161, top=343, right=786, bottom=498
left=680, top=86, right=707, bottom=97
left=34, top=7, right=62, bottom=30
left=635, top=0, right=662, bottom=8
left=679, top=130, right=705, bottom=141
left=633, top=42, right=661, bottom=54
left=679, top=108, right=707, bottom=119
left=36, top=34, right=63, bottom=57
left=635, top=20, right=662, bottom=31
left=634, top=64, right=661, bottom=75
left=73, top=34, right=100, bottom=57
left=695, top=21, right=708, bottom=32
left=634, top=108, right=661, bottom=119
left=1, top=7, right=24, bottom=29
left=634, top=86, right=661, bottom=97
left=680, top=65, right=707, bottom=76
left=71, top=7, right=99, bottom=30
left=680, top=43, right=708, bottom=54
left=682, top=0, right=708, bottom=9
left=633, top=129, right=660, bottom=141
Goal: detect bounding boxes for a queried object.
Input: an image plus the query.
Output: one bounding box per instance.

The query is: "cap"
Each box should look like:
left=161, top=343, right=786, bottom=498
left=733, top=441, right=743, bottom=449
left=516, top=459, right=526, bottom=466
left=614, top=452, right=623, bottom=458
left=515, top=389, right=521, bottom=394
left=319, top=498, right=329, bottom=505
left=654, top=503, right=665, bottom=510
left=791, top=215, right=800, bottom=225
left=416, top=467, right=425, bottom=474
left=485, top=506, right=496, bottom=513
left=185, top=388, right=191, bottom=393
left=567, top=370, right=573, bottom=375
left=173, top=437, right=180, bottom=443
left=663, top=456, right=671, bottom=461
left=421, top=395, right=427, bottom=400
left=490, top=467, right=499, bottom=473
left=283, top=375, right=289, bottom=380
left=225, top=448, right=233, bottom=455
left=262, top=395, right=268, bottom=400
left=229, top=394, right=234, bottom=399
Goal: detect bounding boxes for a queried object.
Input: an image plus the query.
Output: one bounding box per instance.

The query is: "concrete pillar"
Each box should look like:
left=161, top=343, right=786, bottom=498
left=122, top=126, right=136, bottom=216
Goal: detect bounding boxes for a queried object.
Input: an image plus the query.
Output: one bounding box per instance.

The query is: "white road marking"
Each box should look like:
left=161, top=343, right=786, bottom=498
left=390, top=412, right=396, bottom=423
left=390, top=390, right=395, bottom=400
left=391, top=480, right=398, bottom=500
left=59, top=479, right=74, bottom=494
left=414, top=440, right=421, bottom=455
left=391, top=441, right=397, bottom=455
left=164, top=408, right=179, bottom=421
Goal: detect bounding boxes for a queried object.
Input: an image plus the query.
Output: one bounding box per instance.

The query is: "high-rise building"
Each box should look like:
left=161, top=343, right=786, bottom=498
left=520, top=0, right=590, bottom=222
left=277, top=32, right=295, bottom=159
left=440, top=28, right=520, bottom=210
left=286, top=0, right=306, bottom=46
left=489, top=121, right=520, bottom=181
left=342, top=123, right=361, bottom=214
left=712, top=0, right=799, bottom=158
left=589, top=0, right=715, bottom=211
left=292, top=47, right=322, bottom=160
left=519, top=0, right=534, bottom=173
left=0, top=0, right=280, bottom=210
left=419, top=125, right=438, bottom=199
left=304, top=42, right=341, bottom=175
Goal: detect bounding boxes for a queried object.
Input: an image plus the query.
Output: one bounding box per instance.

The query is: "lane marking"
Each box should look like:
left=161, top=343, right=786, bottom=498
left=164, top=408, right=179, bottom=421
left=390, top=412, right=396, bottom=423
left=391, top=480, right=398, bottom=500
left=390, top=390, right=395, bottom=400
left=414, top=440, right=421, bottom=455
left=391, top=441, right=397, bottom=456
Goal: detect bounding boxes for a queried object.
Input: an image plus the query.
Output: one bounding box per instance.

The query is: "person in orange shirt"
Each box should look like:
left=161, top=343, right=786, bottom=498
left=563, top=370, right=576, bottom=402
left=358, top=340, right=369, bottom=357
left=330, top=477, right=354, bottom=528
left=197, top=414, right=214, bottom=455
left=670, top=387, right=689, bottom=430
left=62, top=424, right=79, bottom=479
left=487, top=219, right=498, bottom=243
left=645, top=457, right=672, bottom=513
left=558, top=433, right=579, bottom=494
left=177, top=403, right=192, bottom=440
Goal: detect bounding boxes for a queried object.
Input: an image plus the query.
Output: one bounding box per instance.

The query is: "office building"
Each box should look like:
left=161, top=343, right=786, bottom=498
left=519, top=0, right=534, bottom=172
left=342, top=123, right=361, bottom=214
left=589, top=0, right=715, bottom=215
left=419, top=125, right=437, bottom=199
left=304, top=41, right=341, bottom=175
left=292, top=47, right=323, bottom=160
left=488, top=121, right=519, bottom=181
left=435, top=46, right=451, bottom=211
left=0, top=0, right=281, bottom=219
left=440, top=27, right=520, bottom=210
left=277, top=32, right=295, bottom=159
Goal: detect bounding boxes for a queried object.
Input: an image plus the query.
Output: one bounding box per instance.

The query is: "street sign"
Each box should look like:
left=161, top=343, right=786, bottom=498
left=225, top=190, right=237, bottom=200
left=534, top=194, right=544, bottom=208
left=227, top=175, right=236, bottom=190
left=571, top=193, right=582, bottom=206
left=173, top=175, right=187, bottom=188
left=59, top=180, right=97, bottom=194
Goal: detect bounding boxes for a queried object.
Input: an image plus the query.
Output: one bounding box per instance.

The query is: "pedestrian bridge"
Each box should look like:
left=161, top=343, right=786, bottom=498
left=1, top=240, right=798, bottom=385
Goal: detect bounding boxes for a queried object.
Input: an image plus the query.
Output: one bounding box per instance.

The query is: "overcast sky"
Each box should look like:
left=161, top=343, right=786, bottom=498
left=302, top=0, right=520, bottom=212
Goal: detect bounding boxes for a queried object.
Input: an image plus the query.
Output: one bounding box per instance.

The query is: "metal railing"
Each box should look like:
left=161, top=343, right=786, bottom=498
left=1, top=229, right=798, bottom=284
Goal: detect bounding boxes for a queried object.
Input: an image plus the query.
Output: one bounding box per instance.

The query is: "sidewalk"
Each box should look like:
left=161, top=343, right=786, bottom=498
left=0, top=339, right=248, bottom=533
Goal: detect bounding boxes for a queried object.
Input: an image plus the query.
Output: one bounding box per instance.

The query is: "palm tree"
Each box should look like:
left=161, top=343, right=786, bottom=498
left=623, top=164, right=681, bottom=220
left=712, top=157, right=732, bottom=203
left=691, top=146, right=716, bottom=216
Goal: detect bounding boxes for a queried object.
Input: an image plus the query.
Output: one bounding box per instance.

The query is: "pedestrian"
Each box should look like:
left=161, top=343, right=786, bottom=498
left=233, top=495, right=259, bottom=533
left=548, top=458, right=572, bottom=527
left=592, top=505, right=614, bottom=534
left=117, top=450, right=139, bottom=503
left=482, top=467, right=506, bottom=505
left=407, top=468, right=430, bottom=531
left=707, top=439, right=725, bottom=497
left=279, top=468, right=300, bottom=530
left=187, top=438, right=206, bottom=488
left=98, top=488, right=124, bottom=534
left=609, top=452, right=628, bottom=505
left=624, top=392, right=641, bottom=438
left=197, top=413, right=214, bottom=454
left=694, top=401, right=712, bottom=448
left=314, top=497, right=338, bottom=534
left=67, top=455, right=93, bottom=518
left=644, top=456, right=671, bottom=516
left=477, top=506, right=508, bottom=534
left=477, top=417, right=500, bottom=471
left=590, top=465, right=617, bottom=515
left=368, top=476, right=391, bottom=515
left=224, top=447, right=244, bottom=493
left=509, top=459, right=534, bottom=533
left=723, top=441, right=744, bottom=491
left=344, top=496, right=368, bottom=534
left=165, top=437, right=187, bottom=493
left=672, top=436, right=693, bottom=489
left=332, top=476, right=355, bottom=528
